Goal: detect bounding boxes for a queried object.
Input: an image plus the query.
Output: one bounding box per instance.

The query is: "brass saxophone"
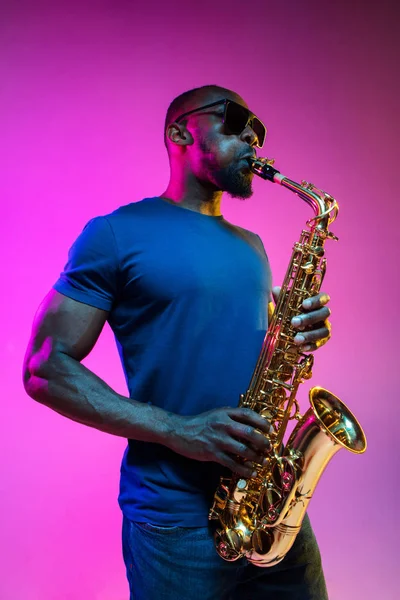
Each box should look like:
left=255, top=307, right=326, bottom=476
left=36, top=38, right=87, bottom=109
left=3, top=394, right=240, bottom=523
left=209, top=158, right=367, bottom=567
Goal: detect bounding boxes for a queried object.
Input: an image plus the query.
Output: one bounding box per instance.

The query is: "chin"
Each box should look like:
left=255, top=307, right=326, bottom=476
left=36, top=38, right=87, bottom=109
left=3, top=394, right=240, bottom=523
left=214, top=166, right=254, bottom=200
left=226, top=175, right=254, bottom=200
left=229, top=189, right=253, bottom=200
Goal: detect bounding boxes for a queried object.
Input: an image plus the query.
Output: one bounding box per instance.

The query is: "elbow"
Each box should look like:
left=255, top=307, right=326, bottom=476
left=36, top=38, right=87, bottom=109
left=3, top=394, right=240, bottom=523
left=22, top=343, right=53, bottom=403
left=23, top=356, right=46, bottom=402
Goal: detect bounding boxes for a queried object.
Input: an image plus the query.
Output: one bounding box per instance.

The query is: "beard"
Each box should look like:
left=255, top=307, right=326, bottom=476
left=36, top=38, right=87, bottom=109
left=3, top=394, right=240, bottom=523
left=197, top=134, right=255, bottom=199
left=213, top=162, right=254, bottom=199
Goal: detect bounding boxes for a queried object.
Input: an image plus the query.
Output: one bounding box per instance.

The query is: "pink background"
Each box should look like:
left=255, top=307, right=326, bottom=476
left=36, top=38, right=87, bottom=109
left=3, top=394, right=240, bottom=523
left=1, top=1, right=398, bottom=598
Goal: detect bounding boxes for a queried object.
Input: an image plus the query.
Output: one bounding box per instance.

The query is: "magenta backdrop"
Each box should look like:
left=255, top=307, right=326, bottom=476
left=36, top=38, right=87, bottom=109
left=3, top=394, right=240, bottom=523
left=1, top=1, right=398, bottom=598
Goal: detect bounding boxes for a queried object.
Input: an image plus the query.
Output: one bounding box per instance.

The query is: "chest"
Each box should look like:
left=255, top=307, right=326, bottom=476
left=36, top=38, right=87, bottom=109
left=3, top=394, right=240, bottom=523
left=119, top=219, right=270, bottom=304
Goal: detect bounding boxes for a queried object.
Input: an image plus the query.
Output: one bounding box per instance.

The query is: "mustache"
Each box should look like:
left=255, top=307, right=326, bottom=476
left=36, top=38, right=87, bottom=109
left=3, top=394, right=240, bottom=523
left=236, top=150, right=257, bottom=164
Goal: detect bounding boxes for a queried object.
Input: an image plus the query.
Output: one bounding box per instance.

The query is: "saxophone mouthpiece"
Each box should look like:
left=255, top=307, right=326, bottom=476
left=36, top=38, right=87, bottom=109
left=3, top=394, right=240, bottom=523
left=250, top=157, right=281, bottom=182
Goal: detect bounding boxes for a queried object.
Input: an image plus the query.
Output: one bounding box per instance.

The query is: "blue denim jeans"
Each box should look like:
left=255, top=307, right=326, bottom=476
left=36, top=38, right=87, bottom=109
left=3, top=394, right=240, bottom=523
left=122, top=513, right=328, bottom=600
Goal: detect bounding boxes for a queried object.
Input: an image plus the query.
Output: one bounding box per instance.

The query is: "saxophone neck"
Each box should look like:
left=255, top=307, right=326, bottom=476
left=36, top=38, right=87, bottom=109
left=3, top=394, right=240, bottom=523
left=250, top=157, right=339, bottom=236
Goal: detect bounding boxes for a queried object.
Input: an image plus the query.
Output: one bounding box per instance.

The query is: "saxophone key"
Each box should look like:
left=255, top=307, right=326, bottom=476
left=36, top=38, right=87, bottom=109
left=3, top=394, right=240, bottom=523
left=251, top=527, right=273, bottom=555
left=215, top=528, right=243, bottom=561
left=237, top=479, right=248, bottom=490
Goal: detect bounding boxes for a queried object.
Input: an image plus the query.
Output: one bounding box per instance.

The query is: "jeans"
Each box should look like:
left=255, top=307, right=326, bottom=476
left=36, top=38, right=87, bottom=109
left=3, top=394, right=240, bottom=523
left=122, top=513, right=328, bottom=600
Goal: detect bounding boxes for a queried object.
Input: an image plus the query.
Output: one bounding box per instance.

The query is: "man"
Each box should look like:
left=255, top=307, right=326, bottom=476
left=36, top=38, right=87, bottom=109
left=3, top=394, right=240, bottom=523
left=23, top=85, right=331, bottom=599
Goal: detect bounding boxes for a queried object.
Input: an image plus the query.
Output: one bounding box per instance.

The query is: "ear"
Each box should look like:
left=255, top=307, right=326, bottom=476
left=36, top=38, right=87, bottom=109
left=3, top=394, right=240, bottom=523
left=166, top=122, right=193, bottom=146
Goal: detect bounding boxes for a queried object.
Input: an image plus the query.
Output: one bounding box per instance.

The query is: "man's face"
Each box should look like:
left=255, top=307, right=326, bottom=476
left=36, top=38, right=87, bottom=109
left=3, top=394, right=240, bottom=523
left=182, top=94, right=260, bottom=199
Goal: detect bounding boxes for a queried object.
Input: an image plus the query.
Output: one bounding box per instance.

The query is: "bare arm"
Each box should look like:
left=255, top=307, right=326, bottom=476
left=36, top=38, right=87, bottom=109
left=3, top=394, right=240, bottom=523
left=23, top=289, right=182, bottom=443
left=23, top=289, right=272, bottom=476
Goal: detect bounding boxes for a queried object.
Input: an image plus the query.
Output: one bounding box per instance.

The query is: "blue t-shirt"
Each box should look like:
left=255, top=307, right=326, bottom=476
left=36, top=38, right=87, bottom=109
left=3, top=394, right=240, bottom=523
left=54, top=197, right=272, bottom=526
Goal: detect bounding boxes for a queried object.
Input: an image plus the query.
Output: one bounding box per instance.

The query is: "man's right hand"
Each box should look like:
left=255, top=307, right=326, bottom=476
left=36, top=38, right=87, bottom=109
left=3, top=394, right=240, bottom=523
left=169, top=407, right=272, bottom=478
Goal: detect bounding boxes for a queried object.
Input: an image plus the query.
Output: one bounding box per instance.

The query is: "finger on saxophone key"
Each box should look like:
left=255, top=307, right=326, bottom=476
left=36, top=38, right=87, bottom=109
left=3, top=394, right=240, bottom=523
left=302, top=292, right=330, bottom=310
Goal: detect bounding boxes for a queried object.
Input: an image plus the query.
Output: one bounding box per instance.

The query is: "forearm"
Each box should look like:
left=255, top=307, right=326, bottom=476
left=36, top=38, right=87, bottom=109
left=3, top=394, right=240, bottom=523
left=23, top=348, right=274, bottom=476
left=23, top=351, right=181, bottom=445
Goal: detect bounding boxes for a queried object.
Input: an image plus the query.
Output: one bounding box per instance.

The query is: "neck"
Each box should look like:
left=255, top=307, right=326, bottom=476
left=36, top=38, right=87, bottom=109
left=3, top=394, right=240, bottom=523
left=160, top=167, right=223, bottom=217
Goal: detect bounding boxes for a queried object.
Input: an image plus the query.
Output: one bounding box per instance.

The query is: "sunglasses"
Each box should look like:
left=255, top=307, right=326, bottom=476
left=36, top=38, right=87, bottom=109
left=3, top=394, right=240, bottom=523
left=174, top=99, right=266, bottom=148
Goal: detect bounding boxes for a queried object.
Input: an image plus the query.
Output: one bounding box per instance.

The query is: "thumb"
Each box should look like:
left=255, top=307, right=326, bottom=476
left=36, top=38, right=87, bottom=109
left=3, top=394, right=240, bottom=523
left=272, top=285, right=281, bottom=304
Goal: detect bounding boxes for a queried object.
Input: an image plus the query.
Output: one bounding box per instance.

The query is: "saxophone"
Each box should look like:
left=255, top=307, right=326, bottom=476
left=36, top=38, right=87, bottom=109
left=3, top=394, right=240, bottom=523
left=209, top=158, right=367, bottom=567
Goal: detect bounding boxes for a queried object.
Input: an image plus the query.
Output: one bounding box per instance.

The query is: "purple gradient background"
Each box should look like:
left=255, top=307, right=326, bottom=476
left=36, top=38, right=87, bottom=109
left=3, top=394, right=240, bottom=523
left=1, top=1, right=398, bottom=598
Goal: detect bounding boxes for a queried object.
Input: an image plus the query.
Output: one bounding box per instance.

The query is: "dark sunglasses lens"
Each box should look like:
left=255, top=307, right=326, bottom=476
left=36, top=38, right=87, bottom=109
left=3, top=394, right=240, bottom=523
left=252, top=118, right=266, bottom=147
left=225, top=102, right=249, bottom=134
left=226, top=102, right=266, bottom=147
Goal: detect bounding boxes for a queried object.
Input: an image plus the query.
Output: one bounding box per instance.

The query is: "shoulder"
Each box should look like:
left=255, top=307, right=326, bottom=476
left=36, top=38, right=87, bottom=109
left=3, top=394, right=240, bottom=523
left=221, top=219, right=268, bottom=260
left=103, top=197, right=160, bottom=229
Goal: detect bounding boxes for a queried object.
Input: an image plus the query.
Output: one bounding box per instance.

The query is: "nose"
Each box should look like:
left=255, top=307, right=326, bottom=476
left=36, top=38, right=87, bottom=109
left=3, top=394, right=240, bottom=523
left=240, top=122, right=259, bottom=147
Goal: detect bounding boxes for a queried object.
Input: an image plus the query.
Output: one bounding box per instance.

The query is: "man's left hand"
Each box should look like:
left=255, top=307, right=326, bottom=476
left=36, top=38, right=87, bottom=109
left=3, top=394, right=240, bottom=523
left=272, top=287, right=332, bottom=353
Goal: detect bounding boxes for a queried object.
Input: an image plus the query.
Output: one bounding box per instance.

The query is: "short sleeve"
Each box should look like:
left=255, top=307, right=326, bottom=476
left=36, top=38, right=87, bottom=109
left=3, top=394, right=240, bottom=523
left=53, top=216, right=119, bottom=311
left=254, top=234, right=273, bottom=303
